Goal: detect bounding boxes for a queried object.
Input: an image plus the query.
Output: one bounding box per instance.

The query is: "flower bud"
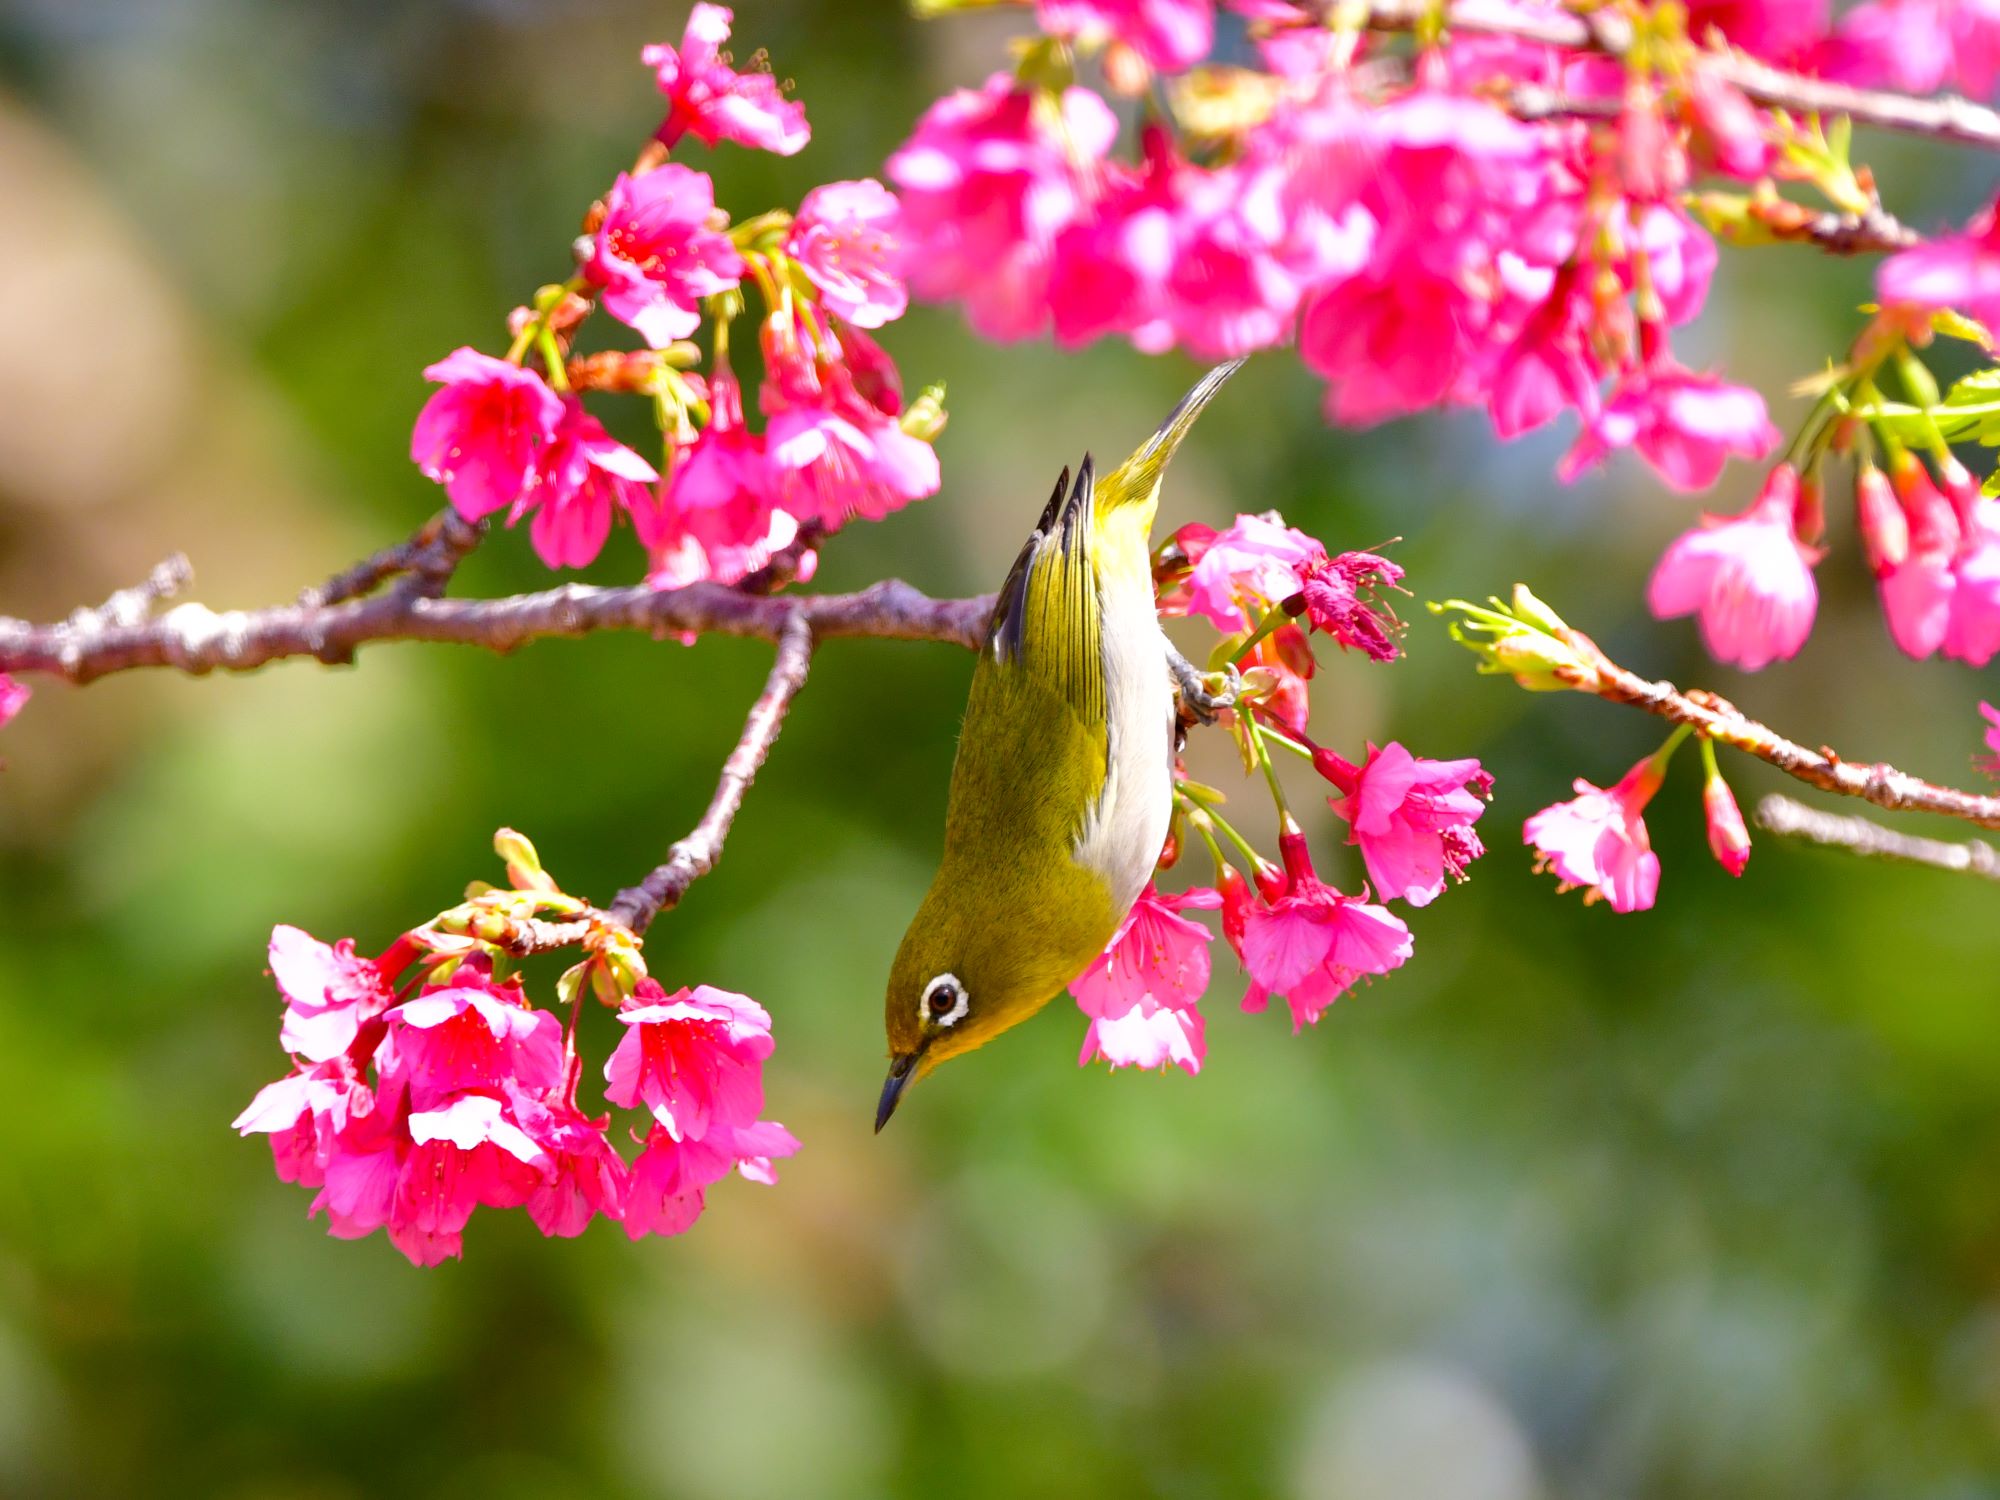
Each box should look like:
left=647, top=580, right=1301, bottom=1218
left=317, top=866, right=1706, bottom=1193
left=494, top=827, right=557, bottom=894
left=1891, top=452, right=1962, bottom=556
left=1702, top=770, right=1751, bottom=877
left=1794, top=464, right=1826, bottom=546
left=900, top=382, right=949, bottom=442
left=1683, top=68, right=1773, bottom=180
left=1856, top=465, right=1908, bottom=575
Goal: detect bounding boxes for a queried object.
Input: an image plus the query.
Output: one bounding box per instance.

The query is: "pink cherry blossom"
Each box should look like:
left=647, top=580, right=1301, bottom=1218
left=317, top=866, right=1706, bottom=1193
left=1824, top=0, right=2000, bottom=99
left=1878, top=196, right=2000, bottom=331
left=1682, top=67, right=1775, bottom=180
left=644, top=366, right=799, bottom=589
left=233, top=1056, right=373, bottom=1190
left=1856, top=463, right=1909, bottom=575
left=1981, top=701, right=2000, bottom=773
left=1877, top=457, right=1962, bottom=660
left=0, top=673, right=26, bottom=731
left=1945, top=487, right=2000, bottom=667
left=1294, top=549, right=1405, bottom=661
left=1561, top=361, right=1779, bottom=493
left=268, top=924, right=398, bottom=1063
left=410, top=348, right=565, bottom=522
left=1684, top=0, right=1828, bottom=61
left=1646, top=463, right=1820, bottom=671
left=764, top=366, right=941, bottom=530
left=1036, top=0, right=1215, bottom=72
left=623, top=1117, right=799, bottom=1239
left=390, top=1094, right=552, bottom=1266
left=513, top=1093, right=630, bottom=1239
left=1176, top=511, right=1323, bottom=632
left=887, top=73, right=1120, bottom=340
left=378, top=965, right=565, bottom=1111
left=1070, top=884, right=1220, bottom=1074
left=518, top=400, right=661, bottom=571
left=644, top=4, right=809, bottom=155
left=603, top=980, right=775, bottom=1140
left=1319, top=742, right=1492, bottom=907
left=1703, top=771, right=1751, bottom=877
left=1240, top=831, right=1413, bottom=1030
left=1522, top=754, right=1665, bottom=913
left=787, top=179, right=907, bottom=329
left=587, top=165, right=745, bottom=349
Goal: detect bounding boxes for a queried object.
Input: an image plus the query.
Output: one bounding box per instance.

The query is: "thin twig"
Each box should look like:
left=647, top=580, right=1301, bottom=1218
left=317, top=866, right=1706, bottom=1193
left=607, top=611, right=817, bottom=932
left=1578, top=652, right=2000, bottom=829
left=1755, top=793, right=2000, bottom=881
left=0, top=569, right=993, bottom=684
left=300, top=509, right=485, bottom=608
left=1357, top=0, right=2000, bottom=151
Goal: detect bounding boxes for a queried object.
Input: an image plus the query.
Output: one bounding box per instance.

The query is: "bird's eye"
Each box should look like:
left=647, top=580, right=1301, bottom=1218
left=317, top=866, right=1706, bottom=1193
left=921, top=973, right=969, bottom=1028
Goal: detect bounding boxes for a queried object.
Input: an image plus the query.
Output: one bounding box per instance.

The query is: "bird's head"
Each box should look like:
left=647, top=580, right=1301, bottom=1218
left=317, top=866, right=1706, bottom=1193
left=876, top=883, right=1073, bottom=1131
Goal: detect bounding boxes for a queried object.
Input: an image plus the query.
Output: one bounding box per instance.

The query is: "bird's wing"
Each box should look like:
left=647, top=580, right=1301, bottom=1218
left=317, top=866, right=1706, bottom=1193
left=986, top=457, right=1105, bottom=730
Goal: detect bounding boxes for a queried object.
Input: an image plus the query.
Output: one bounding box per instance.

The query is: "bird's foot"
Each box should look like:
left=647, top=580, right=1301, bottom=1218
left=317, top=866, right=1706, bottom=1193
left=1167, top=646, right=1240, bottom=726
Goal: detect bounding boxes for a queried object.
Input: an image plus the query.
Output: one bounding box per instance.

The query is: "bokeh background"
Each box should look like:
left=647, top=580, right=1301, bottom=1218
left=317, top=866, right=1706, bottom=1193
left=1, top=3, right=1997, bottom=1497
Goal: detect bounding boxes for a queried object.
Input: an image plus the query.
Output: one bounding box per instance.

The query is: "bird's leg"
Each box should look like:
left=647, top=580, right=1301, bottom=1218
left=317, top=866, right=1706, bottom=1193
left=1166, top=641, right=1240, bottom=726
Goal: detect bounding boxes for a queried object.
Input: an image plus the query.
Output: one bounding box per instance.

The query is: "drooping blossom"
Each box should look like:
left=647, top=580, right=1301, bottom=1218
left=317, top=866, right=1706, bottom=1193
left=392, top=1093, right=552, bottom=1266
left=1823, top=0, right=2000, bottom=100
left=1292, top=549, right=1405, bottom=661
left=1941, top=458, right=2000, bottom=668
left=518, top=400, right=661, bottom=570
left=1562, top=361, right=1780, bottom=493
left=1684, top=0, right=1829, bottom=62
left=268, top=924, right=400, bottom=1063
left=1702, top=767, right=1751, bottom=877
left=644, top=4, right=809, bottom=155
left=233, top=1056, right=373, bottom=1190
left=762, top=331, right=940, bottom=530
left=603, top=979, right=775, bottom=1140
left=1173, top=511, right=1323, bottom=632
left=0, top=673, right=26, bottom=731
left=1036, top=0, right=1214, bottom=73
left=1522, top=753, right=1668, bottom=912
left=1877, top=194, right=2000, bottom=332
left=887, top=73, right=1120, bottom=340
left=1240, top=829, right=1413, bottom=1030
left=513, top=1093, right=631, bottom=1240
left=1070, top=884, right=1220, bottom=1074
left=786, top=179, right=907, bottom=329
left=1317, top=742, right=1492, bottom=907
left=1856, top=463, right=1909, bottom=575
left=623, top=1117, right=800, bottom=1239
left=410, top=349, right=565, bottom=522
left=1877, top=455, right=1961, bottom=660
left=1646, top=463, right=1820, bottom=670
left=643, top=365, right=799, bottom=589
left=586, top=166, right=745, bottom=349
left=1681, top=67, right=1775, bottom=180
left=377, top=966, right=566, bottom=1110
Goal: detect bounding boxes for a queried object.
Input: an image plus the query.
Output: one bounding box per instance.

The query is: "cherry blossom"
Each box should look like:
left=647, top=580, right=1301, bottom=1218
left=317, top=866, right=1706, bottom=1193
left=1647, top=463, right=1820, bottom=670
left=787, top=179, right=907, bottom=329
left=643, top=365, right=798, bottom=589
left=410, top=349, right=565, bottom=522
left=1877, top=196, right=2000, bottom=332
left=519, top=401, right=661, bottom=571
left=1317, top=743, right=1492, bottom=907
left=0, top=673, right=26, bottom=730
left=1702, top=768, right=1751, bottom=877
left=1562, top=362, right=1780, bottom=493
left=623, top=1118, right=800, bottom=1239
left=1240, top=830, right=1413, bottom=1030
left=1523, top=754, right=1668, bottom=913
left=1070, top=884, right=1220, bottom=1074
left=586, top=166, right=745, bottom=349
left=1036, top=0, right=1214, bottom=73
left=645, top=4, right=809, bottom=155
left=603, top=980, right=775, bottom=1140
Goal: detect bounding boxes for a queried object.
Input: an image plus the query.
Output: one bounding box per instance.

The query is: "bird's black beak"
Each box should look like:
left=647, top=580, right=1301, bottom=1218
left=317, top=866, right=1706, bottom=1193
left=875, top=1053, right=918, bottom=1133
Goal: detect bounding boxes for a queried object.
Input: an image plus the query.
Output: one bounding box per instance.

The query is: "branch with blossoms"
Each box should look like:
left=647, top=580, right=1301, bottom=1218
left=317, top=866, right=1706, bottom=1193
left=11, top=0, right=2000, bottom=1266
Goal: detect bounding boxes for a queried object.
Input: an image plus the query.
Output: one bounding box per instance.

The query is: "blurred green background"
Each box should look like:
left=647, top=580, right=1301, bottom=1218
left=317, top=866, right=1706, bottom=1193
left=1, top=3, right=1998, bottom=1497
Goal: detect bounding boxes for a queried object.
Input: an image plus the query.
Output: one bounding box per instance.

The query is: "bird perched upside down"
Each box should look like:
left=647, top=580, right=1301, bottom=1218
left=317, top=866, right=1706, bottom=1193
left=877, top=360, right=1244, bottom=1129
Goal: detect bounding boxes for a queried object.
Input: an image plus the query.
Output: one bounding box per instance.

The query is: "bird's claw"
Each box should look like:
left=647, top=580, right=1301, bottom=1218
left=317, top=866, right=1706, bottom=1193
left=1168, top=648, right=1240, bottom=725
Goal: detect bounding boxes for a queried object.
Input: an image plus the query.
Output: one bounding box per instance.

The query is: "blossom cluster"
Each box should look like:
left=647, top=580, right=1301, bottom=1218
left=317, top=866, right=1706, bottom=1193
left=892, top=1, right=1797, bottom=494
left=235, top=847, right=796, bottom=1265
left=1065, top=512, right=1491, bottom=1070
left=409, top=4, right=941, bottom=587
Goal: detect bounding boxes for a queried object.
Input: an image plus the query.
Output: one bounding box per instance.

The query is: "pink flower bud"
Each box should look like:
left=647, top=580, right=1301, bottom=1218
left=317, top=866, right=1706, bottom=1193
left=1794, top=466, right=1826, bottom=546
left=1683, top=68, right=1774, bottom=180
left=1856, top=465, right=1908, bottom=576
left=1702, top=772, right=1751, bottom=877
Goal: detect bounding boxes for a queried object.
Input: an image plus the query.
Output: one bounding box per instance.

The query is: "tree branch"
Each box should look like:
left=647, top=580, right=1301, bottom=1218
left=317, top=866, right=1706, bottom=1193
left=1754, top=793, right=2000, bottom=880
left=1580, top=653, right=2000, bottom=829
left=1358, top=0, right=2000, bottom=151
left=0, top=565, right=993, bottom=684
left=607, top=610, right=817, bottom=932
left=300, top=510, right=486, bottom=608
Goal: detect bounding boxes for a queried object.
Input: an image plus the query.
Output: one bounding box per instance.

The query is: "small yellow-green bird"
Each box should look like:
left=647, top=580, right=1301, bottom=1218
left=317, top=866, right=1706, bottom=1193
left=876, top=359, right=1244, bottom=1129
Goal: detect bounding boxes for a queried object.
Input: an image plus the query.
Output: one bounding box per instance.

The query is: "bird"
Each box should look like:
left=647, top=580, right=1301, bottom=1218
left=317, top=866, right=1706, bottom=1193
left=876, top=359, right=1245, bottom=1130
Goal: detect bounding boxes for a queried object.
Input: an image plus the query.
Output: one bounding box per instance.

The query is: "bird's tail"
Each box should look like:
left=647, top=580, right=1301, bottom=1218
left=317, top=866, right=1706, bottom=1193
left=1095, top=358, right=1247, bottom=522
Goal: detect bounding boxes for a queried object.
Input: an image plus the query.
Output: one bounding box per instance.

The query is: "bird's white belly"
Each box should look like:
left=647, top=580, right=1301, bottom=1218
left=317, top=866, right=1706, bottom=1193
left=1071, top=587, right=1174, bottom=918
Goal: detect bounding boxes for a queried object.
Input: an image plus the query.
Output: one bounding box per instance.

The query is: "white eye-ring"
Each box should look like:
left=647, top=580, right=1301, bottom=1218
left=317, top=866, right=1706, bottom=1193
left=921, top=973, right=970, bottom=1028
